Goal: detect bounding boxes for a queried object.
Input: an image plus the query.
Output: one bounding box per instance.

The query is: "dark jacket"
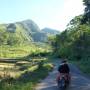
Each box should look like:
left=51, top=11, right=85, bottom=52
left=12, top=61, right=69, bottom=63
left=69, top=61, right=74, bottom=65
left=58, top=63, right=70, bottom=73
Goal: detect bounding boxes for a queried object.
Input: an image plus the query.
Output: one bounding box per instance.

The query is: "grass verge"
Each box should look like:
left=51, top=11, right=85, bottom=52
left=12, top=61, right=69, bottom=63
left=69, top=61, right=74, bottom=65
left=70, top=59, right=90, bottom=75
left=0, top=62, right=54, bottom=90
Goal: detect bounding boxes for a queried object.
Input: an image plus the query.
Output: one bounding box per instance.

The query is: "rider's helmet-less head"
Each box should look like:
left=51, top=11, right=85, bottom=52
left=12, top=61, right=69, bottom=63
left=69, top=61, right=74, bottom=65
left=61, top=59, right=67, bottom=64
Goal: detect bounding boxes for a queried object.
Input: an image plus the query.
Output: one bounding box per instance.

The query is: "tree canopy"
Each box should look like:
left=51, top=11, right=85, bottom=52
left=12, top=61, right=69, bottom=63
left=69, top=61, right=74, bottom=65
left=53, top=0, right=90, bottom=60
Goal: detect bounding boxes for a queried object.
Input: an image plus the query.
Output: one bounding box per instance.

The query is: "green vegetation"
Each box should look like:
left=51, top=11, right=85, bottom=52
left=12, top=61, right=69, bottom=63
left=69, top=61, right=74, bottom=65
left=0, top=43, right=51, bottom=59
left=81, top=0, right=90, bottom=24
left=70, top=59, right=90, bottom=75
left=0, top=57, right=53, bottom=90
left=54, top=24, right=90, bottom=59
left=1, top=0, right=90, bottom=90
left=0, top=20, right=54, bottom=89
left=51, top=0, right=90, bottom=74
left=0, top=20, right=59, bottom=45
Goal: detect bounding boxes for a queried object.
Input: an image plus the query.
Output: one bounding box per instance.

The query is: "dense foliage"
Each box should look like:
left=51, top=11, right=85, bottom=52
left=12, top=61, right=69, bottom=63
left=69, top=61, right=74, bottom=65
left=53, top=1, right=90, bottom=61
left=81, top=0, right=90, bottom=24
left=0, top=24, right=32, bottom=46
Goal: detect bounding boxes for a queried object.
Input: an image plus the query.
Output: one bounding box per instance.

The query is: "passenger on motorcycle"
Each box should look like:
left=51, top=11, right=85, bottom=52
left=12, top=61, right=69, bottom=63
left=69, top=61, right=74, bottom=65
left=56, top=59, right=70, bottom=84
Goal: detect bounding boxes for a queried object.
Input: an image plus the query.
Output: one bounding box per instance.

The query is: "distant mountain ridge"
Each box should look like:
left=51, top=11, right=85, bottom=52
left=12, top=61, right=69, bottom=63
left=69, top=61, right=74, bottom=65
left=0, top=19, right=60, bottom=45
left=16, top=20, right=40, bottom=33
left=42, top=27, right=60, bottom=35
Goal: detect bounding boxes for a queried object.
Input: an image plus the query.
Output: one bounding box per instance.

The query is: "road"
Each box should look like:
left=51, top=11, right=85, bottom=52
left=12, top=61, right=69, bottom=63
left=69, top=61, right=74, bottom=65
left=35, top=60, right=90, bottom=90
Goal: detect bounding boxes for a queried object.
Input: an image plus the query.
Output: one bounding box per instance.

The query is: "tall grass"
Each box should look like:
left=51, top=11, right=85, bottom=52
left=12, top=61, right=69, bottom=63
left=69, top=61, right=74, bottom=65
left=0, top=61, right=53, bottom=90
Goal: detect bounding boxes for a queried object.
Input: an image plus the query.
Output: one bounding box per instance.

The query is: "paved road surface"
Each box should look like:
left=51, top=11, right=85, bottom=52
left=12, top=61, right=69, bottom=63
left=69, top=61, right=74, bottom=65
left=35, top=60, right=90, bottom=90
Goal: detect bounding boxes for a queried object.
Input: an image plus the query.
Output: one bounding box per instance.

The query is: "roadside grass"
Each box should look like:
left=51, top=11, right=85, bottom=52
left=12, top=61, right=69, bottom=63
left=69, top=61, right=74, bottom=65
left=0, top=43, right=53, bottom=90
left=0, top=57, right=54, bottom=90
left=70, top=59, right=90, bottom=75
left=0, top=57, right=48, bottom=78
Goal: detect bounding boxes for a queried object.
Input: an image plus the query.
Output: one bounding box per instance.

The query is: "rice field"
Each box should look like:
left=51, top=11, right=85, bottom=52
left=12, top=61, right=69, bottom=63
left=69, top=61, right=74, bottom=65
left=0, top=43, right=51, bottom=59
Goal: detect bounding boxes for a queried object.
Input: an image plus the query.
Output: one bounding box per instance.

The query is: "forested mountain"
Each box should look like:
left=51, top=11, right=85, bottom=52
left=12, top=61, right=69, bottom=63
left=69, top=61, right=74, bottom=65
left=0, top=20, right=59, bottom=45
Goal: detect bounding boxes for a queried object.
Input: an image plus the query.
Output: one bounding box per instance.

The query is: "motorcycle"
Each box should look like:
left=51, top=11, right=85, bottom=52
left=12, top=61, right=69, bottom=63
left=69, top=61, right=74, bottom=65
left=57, top=73, right=70, bottom=90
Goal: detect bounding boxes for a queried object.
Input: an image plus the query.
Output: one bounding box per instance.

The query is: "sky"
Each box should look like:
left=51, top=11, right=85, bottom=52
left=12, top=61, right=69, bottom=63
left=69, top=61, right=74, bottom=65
left=0, top=0, right=85, bottom=31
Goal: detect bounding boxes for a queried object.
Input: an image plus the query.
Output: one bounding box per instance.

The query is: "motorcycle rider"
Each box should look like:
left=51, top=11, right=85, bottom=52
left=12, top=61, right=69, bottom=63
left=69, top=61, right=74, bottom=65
left=57, top=59, right=70, bottom=83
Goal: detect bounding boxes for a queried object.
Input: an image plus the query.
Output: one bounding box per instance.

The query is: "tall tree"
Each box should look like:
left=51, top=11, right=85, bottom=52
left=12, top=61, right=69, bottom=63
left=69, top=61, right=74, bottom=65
left=81, top=0, right=90, bottom=24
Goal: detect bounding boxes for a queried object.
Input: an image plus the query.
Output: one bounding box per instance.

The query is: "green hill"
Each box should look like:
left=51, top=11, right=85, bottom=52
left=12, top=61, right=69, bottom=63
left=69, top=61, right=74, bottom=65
left=0, top=20, right=60, bottom=45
